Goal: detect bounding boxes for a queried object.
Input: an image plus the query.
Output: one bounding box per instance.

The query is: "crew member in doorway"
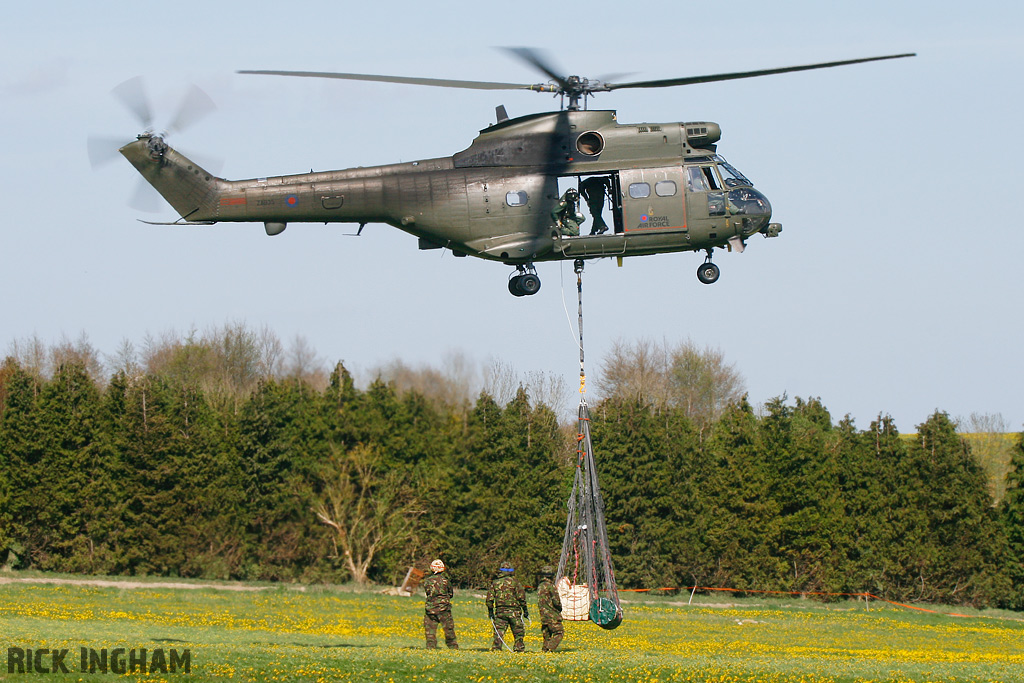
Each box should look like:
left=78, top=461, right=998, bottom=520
left=552, top=188, right=584, bottom=237
left=580, top=176, right=612, bottom=235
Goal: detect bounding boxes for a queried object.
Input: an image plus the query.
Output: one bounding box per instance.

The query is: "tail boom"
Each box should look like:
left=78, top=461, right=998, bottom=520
left=119, top=135, right=223, bottom=221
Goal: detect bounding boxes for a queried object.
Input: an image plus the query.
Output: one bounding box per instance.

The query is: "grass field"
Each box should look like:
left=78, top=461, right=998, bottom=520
left=2, top=575, right=1023, bottom=682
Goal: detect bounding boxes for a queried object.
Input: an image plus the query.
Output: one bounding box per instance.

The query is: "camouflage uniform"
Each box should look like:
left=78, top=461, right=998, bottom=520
left=552, top=189, right=584, bottom=237
left=486, top=567, right=528, bottom=652
left=422, top=570, right=459, bottom=649
left=536, top=575, right=564, bottom=652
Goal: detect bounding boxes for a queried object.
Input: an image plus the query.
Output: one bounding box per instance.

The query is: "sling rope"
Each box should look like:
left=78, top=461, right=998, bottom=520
left=556, top=259, right=623, bottom=630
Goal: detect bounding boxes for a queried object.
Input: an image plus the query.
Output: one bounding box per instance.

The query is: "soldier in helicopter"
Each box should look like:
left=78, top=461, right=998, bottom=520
left=552, top=188, right=584, bottom=237
left=580, top=176, right=612, bottom=235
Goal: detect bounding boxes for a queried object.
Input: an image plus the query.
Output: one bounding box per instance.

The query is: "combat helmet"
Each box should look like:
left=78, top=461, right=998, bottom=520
left=499, top=561, right=514, bottom=574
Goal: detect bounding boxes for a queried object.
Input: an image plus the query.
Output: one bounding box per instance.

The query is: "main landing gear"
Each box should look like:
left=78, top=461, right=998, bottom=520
left=697, top=249, right=720, bottom=285
left=508, top=264, right=541, bottom=297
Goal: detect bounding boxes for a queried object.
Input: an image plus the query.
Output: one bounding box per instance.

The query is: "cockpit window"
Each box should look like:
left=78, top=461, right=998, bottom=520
left=715, top=156, right=753, bottom=187
left=685, top=167, right=707, bottom=192
left=701, top=167, right=721, bottom=190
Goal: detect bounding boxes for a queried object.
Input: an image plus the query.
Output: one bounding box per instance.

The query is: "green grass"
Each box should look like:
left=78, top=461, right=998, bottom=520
left=2, top=574, right=1023, bottom=682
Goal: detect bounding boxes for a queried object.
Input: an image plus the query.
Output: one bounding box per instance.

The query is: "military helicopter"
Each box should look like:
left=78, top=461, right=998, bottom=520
left=114, top=49, right=913, bottom=296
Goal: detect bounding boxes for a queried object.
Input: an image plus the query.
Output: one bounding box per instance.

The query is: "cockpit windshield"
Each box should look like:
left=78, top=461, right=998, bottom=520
left=714, top=156, right=753, bottom=187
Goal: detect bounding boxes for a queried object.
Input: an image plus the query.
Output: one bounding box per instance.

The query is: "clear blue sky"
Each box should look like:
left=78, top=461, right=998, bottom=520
left=2, top=0, right=1021, bottom=432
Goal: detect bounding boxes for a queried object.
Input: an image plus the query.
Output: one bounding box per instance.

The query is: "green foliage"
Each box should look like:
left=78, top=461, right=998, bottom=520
left=1000, top=433, right=1024, bottom=608
left=0, top=355, right=1018, bottom=610
left=595, top=397, right=700, bottom=588
left=434, top=388, right=567, bottom=587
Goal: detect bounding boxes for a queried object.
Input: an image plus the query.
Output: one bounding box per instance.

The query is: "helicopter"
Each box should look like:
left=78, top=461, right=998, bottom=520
left=114, top=49, right=914, bottom=296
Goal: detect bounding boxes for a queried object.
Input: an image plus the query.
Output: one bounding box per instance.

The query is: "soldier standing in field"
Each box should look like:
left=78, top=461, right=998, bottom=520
left=422, top=559, right=459, bottom=650
left=536, top=565, right=564, bottom=652
left=486, top=561, right=528, bottom=652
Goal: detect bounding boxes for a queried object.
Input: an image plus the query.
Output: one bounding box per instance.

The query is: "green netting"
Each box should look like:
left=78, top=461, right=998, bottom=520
left=555, top=261, right=623, bottom=630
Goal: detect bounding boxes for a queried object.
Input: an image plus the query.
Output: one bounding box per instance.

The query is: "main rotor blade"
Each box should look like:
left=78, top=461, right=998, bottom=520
left=500, top=47, right=570, bottom=91
left=111, top=76, right=153, bottom=129
left=238, top=69, right=543, bottom=92
left=606, top=53, right=916, bottom=91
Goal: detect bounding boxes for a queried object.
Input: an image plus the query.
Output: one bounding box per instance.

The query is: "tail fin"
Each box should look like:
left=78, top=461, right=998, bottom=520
left=119, top=135, right=221, bottom=221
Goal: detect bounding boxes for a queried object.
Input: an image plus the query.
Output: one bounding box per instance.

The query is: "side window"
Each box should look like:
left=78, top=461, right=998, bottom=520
left=686, top=167, right=707, bottom=192
left=506, top=190, right=528, bottom=207
left=628, top=182, right=651, bottom=199
left=655, top=180, right=677, bottom=197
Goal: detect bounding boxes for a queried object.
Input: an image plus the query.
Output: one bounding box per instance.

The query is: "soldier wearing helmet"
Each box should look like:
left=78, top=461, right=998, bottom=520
left=552, top=187, right=584, bottom=237
left=421, top=559, right=459, bottom=650
left=536, top=565, right=564, bottom=652
left=485, top=561, right=528, bottom=652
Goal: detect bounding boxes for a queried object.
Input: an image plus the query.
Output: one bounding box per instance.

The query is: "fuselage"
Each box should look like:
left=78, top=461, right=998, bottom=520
left=120, top=109, right=779, bottom=265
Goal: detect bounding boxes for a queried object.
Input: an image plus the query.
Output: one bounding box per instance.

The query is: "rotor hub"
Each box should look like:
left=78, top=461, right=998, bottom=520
left=145, top=134, right=168, bottom=159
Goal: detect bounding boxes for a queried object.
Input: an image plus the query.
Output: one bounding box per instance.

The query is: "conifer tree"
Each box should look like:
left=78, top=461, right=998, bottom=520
left=30, top=362, right=109, bottom=571
left=907, top=412, right=1009, bottom=606
left=698, top=398, right=784, bottom=589
left=760, top=397, right=846, bottom=593
left=237, top=377, right=331, bottom=580
left=441, top=389, right=566, bottom=586
left=0, top=359, right=44, bottom=569
left=594, top=398, right=700, bottom=588
left=1000, top=432, right=1024, bottom=608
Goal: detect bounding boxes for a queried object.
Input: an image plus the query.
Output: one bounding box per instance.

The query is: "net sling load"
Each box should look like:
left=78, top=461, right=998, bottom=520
left=556, top=259, right=623, bottom=630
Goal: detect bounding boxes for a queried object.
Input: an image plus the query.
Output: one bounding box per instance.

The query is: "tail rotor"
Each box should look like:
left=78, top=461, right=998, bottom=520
left=87, top=77, right=220, bottom=212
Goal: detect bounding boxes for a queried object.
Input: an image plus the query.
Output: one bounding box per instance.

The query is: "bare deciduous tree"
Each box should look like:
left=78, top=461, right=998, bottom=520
left=284, top=335, right=328, bottom=389
left=7, top=334, right=49, bottom=380
left=668, top=340, right=745, bottom=427
left=108, top=338, right=141, bottom=378
left=957, top=412, right=1013, bottom=504
left=482, top=357, right=520, bottom=406
left=313, top=444, right=423, bottom=584
left=7, top=332, right=104, bottom=385
left=595, top=338, right=670, bottom=406
left=256, top=327, right=284, bottom=379
left=373, top=350, right=480, bottom=409
left=597, top=337, right=745, bottom=431
left=483, top=358, right=573, bottom=421
left=523, top=369, right=571, bottom=417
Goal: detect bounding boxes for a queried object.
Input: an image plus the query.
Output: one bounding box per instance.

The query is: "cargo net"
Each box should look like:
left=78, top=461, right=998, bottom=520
left=556, top=397, right=623, bottom=629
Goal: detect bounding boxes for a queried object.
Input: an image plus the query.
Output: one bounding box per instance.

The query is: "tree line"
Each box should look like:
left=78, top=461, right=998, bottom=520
left=1, top=332, right=1023, bottom=609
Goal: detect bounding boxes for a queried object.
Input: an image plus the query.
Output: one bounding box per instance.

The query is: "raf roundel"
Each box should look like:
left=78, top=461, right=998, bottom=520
left=285, top=194, right=298, bottom=207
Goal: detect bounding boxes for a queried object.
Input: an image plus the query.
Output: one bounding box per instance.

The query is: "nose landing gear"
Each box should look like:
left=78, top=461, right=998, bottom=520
left=697, top=249, right=720, bottom=284
left=508, top=264, right=541, bottom=297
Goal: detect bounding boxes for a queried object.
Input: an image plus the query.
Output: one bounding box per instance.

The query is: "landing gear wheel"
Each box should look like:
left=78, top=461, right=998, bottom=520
left=518, top=273, right=541, bottom=296
left=697, top=262, right=720, bottom=284
left=508, top=265, right=541, bottom=297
